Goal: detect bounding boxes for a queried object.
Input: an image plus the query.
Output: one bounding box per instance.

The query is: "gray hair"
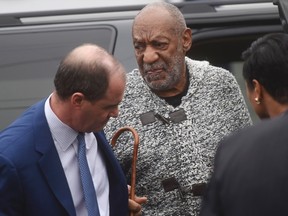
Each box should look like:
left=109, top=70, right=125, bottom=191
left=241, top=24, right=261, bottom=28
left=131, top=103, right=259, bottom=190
left=135, top=2, right=187, bottom=35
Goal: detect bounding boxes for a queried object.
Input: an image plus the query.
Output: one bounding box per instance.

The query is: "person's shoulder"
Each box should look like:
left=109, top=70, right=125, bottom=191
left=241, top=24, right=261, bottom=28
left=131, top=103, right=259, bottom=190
left=0, top=100, right=45, bottom=146
left=186, top=57, right=228, bottom=72
left=221, top=112, right=288, bottom=149
left=126, top=69, right=142, bottom=85
left=124, top=68, right=151, bottom=95
left=127, top=68, right=141, bottom=78
left=215, top=112, right=288, bottom=170
left=186, top=57, right=232, bottom=80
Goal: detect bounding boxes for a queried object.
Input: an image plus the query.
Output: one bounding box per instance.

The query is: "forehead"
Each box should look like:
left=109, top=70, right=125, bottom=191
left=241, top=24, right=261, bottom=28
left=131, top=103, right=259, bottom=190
left=133, top=7, right=176, bottom=40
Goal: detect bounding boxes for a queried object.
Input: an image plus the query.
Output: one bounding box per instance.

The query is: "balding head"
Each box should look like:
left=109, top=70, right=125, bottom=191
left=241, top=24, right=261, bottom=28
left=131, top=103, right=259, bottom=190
left=133, top=2, right=186, bottom=36
left=65, top=44, right=111, bottom=67
left=54, top=43, right=126, bottom=101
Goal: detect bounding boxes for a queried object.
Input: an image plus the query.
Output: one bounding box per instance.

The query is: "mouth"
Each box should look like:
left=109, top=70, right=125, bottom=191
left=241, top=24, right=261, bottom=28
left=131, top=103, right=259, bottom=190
left=144, top=69, right=165, bottom=82
left=146, top=68, right=163, bottom=75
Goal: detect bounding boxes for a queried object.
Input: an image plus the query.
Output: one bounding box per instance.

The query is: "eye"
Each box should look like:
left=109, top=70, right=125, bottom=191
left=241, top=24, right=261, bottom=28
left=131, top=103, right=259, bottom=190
left=134, top=42, right=145, bottom=53
left=108, top=103, right=119, bottom=109
left=152, top=41, right=167, bottom=49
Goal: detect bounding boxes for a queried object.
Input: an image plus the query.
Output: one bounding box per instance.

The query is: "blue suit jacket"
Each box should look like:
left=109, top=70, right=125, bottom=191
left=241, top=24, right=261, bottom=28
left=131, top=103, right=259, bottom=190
left=0, top=100, right=128, bottom=216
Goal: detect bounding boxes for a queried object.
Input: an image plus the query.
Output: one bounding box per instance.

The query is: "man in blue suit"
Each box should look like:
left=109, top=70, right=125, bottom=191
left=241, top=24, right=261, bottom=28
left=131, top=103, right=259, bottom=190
left=0, top=44, right=146, bottom=216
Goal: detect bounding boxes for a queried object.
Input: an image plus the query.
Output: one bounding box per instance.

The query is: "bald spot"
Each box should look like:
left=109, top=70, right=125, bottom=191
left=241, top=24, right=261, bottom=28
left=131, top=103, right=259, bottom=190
left=135, top=8, right=174, bottom=33
left=67, top=44, right=110, bottom=66
left=65, top=44, right=125, bottom=79
left=133, top=3, right=186, bottom=35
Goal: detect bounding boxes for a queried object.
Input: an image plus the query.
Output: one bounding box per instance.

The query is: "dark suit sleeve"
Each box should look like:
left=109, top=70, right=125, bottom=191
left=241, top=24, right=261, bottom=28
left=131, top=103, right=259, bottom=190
left=199, top=174, right=221, bottom=216
left=0, top=155, right=23, bottom=216
left=199, top=141, right=225, bottom=216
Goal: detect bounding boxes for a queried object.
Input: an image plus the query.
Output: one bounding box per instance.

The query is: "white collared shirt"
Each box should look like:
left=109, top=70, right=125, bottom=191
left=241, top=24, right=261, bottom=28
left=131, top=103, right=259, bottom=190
left=44, top=95, right=109, bottom=216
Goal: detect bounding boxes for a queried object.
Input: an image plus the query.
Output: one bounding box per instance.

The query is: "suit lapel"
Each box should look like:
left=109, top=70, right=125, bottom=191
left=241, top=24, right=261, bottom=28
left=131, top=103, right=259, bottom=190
left=95, top=131, right=122, bottom=182
left=38, top=146, right=76, bottom=216
left=95, top=131, right=128, bottom=215
left=34, top=100, right=76, bottom=216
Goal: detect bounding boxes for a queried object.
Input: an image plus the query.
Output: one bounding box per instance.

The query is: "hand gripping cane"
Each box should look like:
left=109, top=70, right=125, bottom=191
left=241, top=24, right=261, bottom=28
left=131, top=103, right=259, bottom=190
left=111, top=126, right=139, bottom=216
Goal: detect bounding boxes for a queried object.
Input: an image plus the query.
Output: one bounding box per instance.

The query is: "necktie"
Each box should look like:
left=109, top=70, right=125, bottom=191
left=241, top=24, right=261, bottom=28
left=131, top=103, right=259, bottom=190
left=77, top=133, right=100, bottom=216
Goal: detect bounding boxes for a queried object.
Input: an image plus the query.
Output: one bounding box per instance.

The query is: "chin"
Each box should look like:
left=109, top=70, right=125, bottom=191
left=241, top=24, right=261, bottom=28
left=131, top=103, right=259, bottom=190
left=146, top=80, right=165, bottom=89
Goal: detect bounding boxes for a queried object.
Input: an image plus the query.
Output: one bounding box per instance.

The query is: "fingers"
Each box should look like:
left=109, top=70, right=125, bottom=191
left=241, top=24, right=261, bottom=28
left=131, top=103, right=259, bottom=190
left=129, top=199, right=141, bottom=213
left=129, top=198, right=145, bottom=216
left=127, top=185, right=148, bottom=215
left=134, top=195, right=147, bottom=205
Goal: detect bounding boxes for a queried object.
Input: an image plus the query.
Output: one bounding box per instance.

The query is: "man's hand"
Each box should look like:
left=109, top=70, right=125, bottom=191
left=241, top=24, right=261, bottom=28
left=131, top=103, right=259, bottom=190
left=128, top=185, right=147, bottom=216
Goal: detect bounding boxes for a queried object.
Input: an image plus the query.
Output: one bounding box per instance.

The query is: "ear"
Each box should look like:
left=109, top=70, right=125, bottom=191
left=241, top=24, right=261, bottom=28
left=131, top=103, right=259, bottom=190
left=252, top=79, right=262, bottom=99
left=182, top=28, right=192, bottom=52
left=71, top=92, right=85, bottom=108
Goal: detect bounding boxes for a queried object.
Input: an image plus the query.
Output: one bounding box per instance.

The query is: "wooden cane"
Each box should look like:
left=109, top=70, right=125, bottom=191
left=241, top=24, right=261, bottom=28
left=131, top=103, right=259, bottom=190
left=111, top=126, right=139, bottom=216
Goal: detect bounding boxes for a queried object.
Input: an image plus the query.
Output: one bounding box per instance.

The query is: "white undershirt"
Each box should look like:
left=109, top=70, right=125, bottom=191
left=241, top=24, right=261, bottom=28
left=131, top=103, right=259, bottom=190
left=44, top=95, right=110, bottom=216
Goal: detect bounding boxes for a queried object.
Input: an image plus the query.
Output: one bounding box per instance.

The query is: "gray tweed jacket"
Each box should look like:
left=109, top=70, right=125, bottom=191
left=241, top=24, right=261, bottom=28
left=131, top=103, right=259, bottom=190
left=105, top=57, right=252, bottom=216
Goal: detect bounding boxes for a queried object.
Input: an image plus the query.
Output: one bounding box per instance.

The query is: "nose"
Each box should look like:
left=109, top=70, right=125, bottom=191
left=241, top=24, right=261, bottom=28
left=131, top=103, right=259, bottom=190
left=109, top=107, right=119, bottom=118
left=143, top=46, right=159, bottom=64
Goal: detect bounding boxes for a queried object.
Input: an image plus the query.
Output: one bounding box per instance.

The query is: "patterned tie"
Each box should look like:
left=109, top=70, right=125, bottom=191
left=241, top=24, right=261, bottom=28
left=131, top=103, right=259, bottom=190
left=77, top=133, right=100, bottom=216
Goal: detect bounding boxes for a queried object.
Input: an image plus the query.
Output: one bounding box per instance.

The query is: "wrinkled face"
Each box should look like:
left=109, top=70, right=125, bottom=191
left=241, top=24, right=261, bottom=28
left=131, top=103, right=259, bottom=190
left=79, top=72, right=126, bottom=132
left=132, top=10, right=186, bottom=91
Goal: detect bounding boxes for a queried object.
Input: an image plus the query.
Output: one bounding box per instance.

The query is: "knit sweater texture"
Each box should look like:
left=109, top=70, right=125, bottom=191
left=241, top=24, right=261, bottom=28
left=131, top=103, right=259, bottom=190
left=104, top=57, right=252, bottom=216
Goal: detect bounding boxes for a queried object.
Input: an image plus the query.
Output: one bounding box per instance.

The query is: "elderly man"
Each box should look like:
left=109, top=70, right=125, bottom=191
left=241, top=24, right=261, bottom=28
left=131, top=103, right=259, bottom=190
left=105, top=2, right=252, bottom=216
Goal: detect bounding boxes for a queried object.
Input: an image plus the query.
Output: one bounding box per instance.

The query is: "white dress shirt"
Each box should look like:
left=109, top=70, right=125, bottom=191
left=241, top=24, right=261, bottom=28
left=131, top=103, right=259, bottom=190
left=44, top=95, right=110, bottom=216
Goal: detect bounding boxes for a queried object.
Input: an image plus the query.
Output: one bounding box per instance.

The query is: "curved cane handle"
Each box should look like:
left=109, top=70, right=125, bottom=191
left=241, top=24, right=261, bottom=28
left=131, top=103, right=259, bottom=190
left=111, top=126, right=139, bottom=204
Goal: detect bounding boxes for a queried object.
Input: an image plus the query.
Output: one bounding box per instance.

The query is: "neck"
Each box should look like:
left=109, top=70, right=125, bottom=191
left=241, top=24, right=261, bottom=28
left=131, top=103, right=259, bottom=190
left=262, top=93, right=288, bottom=118
left=50, top=92, right=73, bottom=126
left=268, top=104, right=288, bottom=118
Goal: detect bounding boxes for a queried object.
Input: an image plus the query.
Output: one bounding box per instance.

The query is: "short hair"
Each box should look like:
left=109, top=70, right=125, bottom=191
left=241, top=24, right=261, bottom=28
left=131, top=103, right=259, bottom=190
left=134, top=2, right=186, bottom=35
left=242, top=33, right=288, bottom=104
left=54, top=44, right=122, bottom=101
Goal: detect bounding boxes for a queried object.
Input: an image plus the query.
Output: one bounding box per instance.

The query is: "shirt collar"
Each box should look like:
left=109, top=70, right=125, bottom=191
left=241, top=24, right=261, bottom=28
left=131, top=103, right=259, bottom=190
left=45, top=94, right=79, bottom=151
